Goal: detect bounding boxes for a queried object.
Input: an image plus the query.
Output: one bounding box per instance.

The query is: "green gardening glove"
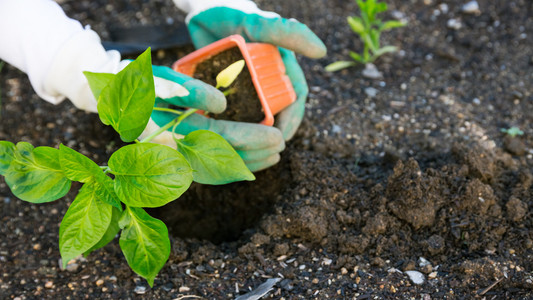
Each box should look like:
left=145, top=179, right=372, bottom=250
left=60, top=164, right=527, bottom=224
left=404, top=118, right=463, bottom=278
left=153, top=0, right=327, bottom=172
left=174, top=0, right=327, bottom=140
left=149, top=65, right=285, bottom=172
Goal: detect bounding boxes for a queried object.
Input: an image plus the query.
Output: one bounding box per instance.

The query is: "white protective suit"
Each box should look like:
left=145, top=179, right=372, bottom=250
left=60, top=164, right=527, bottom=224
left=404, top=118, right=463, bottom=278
left=0, top=0, right=262, bottom=112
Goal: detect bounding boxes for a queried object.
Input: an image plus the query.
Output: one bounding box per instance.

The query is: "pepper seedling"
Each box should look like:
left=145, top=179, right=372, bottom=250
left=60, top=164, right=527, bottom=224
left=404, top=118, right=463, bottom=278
left=0, top=48, right=255, bottom=287
left=325, top=0, right=406, bottom=72
left=500, top=127, right=524, bottom=137
left=216, top=59, right=245, bottom=96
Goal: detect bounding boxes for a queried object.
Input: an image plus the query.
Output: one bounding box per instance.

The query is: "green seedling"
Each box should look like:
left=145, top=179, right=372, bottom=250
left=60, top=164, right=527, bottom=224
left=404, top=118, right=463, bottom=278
left=0, top=48, right=255, bottom=287
left=325, top=0, right=406, bottom=72
left=501, top=127, right=524, bottom=137
left=216, top=59, right=245, bottom=96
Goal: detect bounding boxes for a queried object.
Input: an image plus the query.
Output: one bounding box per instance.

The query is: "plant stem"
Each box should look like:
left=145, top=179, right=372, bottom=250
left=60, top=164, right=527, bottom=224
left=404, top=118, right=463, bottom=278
left=363, top=43, right=370, bottom=63
left=100, top=166, right=111, bottom=174
left=139, top=108, right=198, bottom=143
left=152, top=107, right=184, bottom=115
left=223, top=88, right=237, bottom=97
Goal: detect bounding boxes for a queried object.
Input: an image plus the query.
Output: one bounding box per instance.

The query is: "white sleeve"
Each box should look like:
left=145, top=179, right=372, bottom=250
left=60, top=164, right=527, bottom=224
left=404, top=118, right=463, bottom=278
left=0, top=0, right=121, bottom=112
left=172, top=0, right=278, bottom=23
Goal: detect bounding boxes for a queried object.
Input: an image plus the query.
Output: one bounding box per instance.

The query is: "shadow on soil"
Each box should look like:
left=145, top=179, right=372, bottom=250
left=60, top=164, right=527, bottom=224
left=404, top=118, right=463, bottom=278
left=152, top=154, right=293, bottom=244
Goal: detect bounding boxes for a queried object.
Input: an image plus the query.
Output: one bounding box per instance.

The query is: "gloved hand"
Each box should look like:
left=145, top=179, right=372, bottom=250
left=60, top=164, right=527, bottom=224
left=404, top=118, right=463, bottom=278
left=147, top=65, right=285, bottom=172
left=157, top=0, right=327, bottom=171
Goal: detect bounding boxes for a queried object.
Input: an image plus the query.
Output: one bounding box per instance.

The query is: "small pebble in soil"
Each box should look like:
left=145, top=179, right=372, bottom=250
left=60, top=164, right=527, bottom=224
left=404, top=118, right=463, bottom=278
left=44, top=281, right=54, bottom=289
left=341, top=267, right=348, bottom=275
left=418, top=257, right=431, bottom=267
left=447, top=19, right=462, bottom=30
left=391, top=10, right=406, bottom=21
left=405, top=270, right=425, bottom=285
left=461, top=1, right=480, bottom=15
left=439, top=3, right=449, bottom=14
left=331, top=124, right=342, bottom=134
left=362, top=63, right=383, bottom=79
left=365, top=87, right=378, bottom=98
left=280, top=279, right=294, bottom=291
left=66, top=263, right=79, bottom=273
left=162, top=283, right=173, bottom=292
left=428, top=271, right=438, bottom=279
left=511, top=90, right=524, bottom=100
left=134, top=285, right=147, bottom=294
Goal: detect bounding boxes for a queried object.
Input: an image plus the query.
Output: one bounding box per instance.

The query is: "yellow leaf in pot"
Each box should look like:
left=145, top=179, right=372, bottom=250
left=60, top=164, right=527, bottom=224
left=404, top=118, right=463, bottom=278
left=215, top=59, right=245, bottom=89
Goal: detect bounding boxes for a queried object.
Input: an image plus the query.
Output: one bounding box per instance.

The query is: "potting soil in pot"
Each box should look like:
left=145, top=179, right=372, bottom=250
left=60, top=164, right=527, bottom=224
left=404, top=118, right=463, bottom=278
left=194, top=47, right=265, bottom=123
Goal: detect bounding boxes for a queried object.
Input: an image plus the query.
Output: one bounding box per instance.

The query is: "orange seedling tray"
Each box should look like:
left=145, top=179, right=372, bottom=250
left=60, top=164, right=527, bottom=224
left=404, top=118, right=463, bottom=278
left=172, top=35, right=296, bottom=126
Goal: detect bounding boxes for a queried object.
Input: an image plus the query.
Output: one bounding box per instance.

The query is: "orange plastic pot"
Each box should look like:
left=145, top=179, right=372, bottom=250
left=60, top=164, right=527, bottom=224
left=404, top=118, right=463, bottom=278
left=172, top=35, right=296, bottom=126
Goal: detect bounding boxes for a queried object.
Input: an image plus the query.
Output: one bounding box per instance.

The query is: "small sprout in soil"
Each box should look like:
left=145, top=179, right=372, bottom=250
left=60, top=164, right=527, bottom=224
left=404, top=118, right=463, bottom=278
left=325, top=0, right=406, bottom=72
left=500, top=126, right=524, bottom=137
left=0, top=48, right=255, bottom=288
left=216, top=59, right=245, bottom=96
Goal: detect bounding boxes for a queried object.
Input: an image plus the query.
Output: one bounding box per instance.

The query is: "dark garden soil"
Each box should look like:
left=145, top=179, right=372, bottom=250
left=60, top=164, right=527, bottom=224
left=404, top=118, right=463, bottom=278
left=1, top=0, right=532, bottom=299
left=194, top=47, right=265, bottom=123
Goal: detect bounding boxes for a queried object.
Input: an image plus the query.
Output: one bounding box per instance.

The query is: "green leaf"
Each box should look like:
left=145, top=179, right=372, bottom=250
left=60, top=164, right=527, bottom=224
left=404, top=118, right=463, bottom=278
left=369, top=29, right=381, bottom=51
left=0, top=141, right=15, bottom=175
left=216, top=60, right=245, bottom=89
left=176, top=130, right=255, bottom=185
left=59, top=182, right=113, bottom=268
left=349, top=51, right=364, bottom=62
left=84, top=206, right=121, bottom=257
left=356, top=0, right=366, bottom=11
left=374, top=2, right=388, bottom=14
left=325, top=61, right=357, bottom=72
left=59, top=144, right=103, bottom=183
left=5, top=142, right=71, bottom=203
left=119, top=206, right=170, bottom=287
left=347, top=16, right=365, bottom=34
left=382, top=20, right=407, bottom=31
left=97, top=48, right=155, bottom=142
left=365, top=0, right=375, bottom=13
left=94, top=175, right=123, bottom=211
left=83, top=72, right=115, bottom=100
left=109, top=143, right=193, bottom=208
left=372, top=46, right=398, bottom=59
left=361, top=33, right=377, bottom=52
left=501, top=127, right=524, bottom=137
left=59, top=144, right=122, bottom=210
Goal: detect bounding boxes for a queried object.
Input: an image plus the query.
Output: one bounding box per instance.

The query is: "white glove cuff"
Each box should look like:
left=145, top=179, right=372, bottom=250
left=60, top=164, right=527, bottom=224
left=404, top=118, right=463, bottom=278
left=43, top=29, right=122, bottom=112
left=173, top=0, right=279, bottom=23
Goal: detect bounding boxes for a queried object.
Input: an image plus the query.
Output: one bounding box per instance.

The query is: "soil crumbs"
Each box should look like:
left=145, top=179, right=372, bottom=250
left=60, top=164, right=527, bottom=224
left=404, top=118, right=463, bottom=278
left=1, top=0, right=533, bottom=299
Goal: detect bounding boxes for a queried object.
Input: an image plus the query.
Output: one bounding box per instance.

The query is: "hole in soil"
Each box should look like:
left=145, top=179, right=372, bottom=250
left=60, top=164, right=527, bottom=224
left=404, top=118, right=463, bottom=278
left=151, top=155, right=292, bottom=244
